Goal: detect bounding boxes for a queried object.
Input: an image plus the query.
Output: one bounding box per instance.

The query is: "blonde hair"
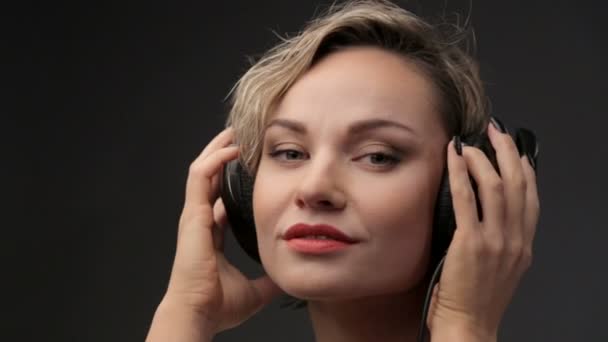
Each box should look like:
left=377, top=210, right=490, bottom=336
left=226, top=0, right=489, bottom=175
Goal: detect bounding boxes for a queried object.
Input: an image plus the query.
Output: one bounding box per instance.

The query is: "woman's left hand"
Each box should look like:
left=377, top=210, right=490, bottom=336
left=428, top=121, right=540, bottom=341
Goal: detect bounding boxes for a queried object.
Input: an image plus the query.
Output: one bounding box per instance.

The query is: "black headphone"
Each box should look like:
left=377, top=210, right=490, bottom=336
left=220, top=117, right=538, bottom=267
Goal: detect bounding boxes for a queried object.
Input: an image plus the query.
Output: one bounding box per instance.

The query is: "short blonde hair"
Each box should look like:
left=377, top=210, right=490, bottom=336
left=226, top=0, right=489, bottom=175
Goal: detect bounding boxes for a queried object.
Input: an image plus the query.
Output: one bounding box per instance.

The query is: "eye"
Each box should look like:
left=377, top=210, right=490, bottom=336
left=359, top=152, right=401, bottom=168
left=269, top=149, right=307, bottom=161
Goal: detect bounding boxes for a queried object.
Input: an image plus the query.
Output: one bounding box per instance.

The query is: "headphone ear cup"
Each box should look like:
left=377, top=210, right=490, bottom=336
left=220, top=159, right=261, bottom=263
left=431, top=169, right=455, bottom=267
left=431, top=130, right=502, bottom=266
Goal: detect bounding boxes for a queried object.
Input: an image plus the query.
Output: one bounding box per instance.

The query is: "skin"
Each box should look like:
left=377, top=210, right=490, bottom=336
left=254, top=47, right=448, bottom=341
left=146, top=46, right=539, bottom=342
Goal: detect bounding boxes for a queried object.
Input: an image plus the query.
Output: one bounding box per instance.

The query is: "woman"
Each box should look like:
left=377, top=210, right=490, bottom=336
left=146, top=1, right=539, bottom=341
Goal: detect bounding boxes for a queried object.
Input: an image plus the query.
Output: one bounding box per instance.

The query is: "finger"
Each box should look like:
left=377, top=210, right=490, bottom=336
left=184, top=146, right=240, bottom=210
left=520, top=155, right=540, bottom=243
left=461, top=146, right=506, bottom=233
left=175, top=146, right=239, bottom=272
left=447, top=139, right=479, bottom=234
left=213, top=198, right=228, bottom=250
left=198, top=127, right=235, bottom=161
left=487, top=122, right=527, bottom=232
left=209, top=172, right=221, bottom=213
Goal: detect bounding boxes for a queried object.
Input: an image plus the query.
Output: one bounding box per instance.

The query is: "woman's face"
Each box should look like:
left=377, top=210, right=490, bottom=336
left=252, top=46, right=449, bottom=300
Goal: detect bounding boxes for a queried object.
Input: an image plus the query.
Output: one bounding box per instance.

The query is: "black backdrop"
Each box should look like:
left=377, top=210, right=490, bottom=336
left=7, top=0, right=608, bottom=341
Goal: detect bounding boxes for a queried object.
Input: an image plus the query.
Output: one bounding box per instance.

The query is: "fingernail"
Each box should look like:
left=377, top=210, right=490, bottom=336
left=453, top=135, right=462, bottom=156
left=526, top=153, right=537, bottom=171
left=515, top=128, right=539, bottom=171
left=490, top=117, right=507, bottom=134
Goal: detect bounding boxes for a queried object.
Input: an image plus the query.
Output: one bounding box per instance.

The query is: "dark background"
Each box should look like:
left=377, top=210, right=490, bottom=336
left=7, top=0, right=607, bottom=341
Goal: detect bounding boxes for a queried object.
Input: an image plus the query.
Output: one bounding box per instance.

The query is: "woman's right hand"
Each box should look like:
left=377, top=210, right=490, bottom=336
left=147, top=127, right=283, bottom=341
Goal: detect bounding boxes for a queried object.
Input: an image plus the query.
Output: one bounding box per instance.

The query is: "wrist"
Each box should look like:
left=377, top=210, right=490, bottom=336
left=146, top=298, right=217, bottom=342
left=430, top=320, right=497, bottom=342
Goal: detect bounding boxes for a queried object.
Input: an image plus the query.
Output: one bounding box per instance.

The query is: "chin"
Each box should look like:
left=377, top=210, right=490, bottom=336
left=264, top=263, right=360, bottom=300
left=258, top=243, right=431, bottom=302
left=279, top=279, right=420, bottom=303
left=280, top=282, right=364, bottom=301
left=267, top=264, right=417, bottom=302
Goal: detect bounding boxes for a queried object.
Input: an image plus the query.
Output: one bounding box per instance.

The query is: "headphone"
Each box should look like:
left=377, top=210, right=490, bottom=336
left=219, top=117, right=539, bottom=341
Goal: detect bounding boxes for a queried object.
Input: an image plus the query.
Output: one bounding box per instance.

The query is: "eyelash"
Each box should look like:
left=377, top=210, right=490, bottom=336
left=268, top=149, right=402, bottom=168
left=269, top=149, right=305, bottom=161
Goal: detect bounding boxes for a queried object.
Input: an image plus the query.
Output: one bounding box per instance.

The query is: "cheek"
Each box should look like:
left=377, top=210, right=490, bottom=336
left=252, top=163, right=289, bottom=258
left=353, top=169, right=439, bottom=282
left=252, top=170, right=276, bottom=236
left=253, top=163, right=305, bottom=289
left=252, top=175, right=268, bottom=228
left=358, top=169, right=438, bottom=230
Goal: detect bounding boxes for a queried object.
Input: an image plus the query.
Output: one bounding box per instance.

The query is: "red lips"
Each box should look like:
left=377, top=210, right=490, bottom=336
left=283, top=223, right=357, bottom=243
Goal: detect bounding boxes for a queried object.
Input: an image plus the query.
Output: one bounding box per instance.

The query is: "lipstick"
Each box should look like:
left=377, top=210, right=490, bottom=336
left=283, top=223, right=357, bottom=254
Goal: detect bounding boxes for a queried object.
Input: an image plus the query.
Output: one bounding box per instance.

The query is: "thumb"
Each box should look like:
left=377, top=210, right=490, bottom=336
left=212, top=198, right=228, bottom=250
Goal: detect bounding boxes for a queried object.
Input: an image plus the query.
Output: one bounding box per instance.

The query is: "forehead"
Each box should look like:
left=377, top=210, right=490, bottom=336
left=269, top=46, right=443, bottom=135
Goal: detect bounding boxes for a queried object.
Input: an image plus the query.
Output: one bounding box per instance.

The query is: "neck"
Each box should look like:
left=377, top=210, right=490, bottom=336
left=307, top=285, right=426, bottom=342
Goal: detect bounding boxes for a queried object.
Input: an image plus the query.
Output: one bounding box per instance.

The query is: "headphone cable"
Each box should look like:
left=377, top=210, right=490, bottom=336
left=416, top=255, right=446, bottom=342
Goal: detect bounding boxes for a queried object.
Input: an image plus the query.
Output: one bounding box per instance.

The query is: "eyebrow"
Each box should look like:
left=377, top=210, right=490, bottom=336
left=265, top=118, right=417, bottom=136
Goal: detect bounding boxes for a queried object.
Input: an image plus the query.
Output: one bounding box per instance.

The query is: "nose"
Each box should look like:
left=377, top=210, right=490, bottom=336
left=294, top=154, right=346, bottom=211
